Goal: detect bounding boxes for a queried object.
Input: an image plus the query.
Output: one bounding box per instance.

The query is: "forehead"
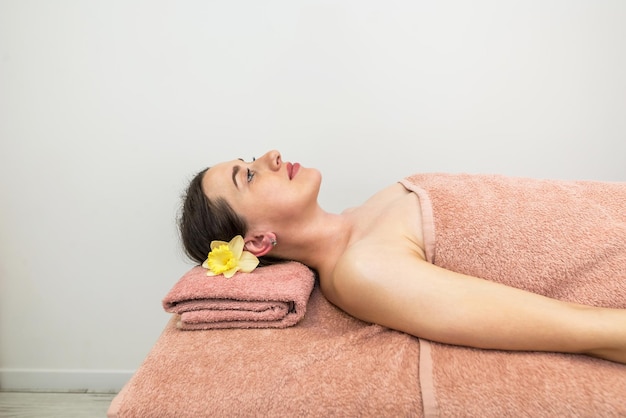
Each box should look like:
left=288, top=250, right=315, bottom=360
left=201, top=159, right=239, bottom=199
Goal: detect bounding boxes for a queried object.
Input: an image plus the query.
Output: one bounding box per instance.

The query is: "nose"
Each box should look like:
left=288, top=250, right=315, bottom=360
left=258, top=150, right=281, bottom=171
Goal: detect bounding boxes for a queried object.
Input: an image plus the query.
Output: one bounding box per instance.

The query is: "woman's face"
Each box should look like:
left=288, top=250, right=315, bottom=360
left=201, top=150, right=322, bottom=230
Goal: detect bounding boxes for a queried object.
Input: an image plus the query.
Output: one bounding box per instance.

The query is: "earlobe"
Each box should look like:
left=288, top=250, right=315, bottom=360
left=244, top=232, right=277, bottom=257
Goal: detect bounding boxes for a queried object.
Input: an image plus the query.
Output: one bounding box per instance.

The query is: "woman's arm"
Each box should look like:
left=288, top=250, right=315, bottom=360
left=325, top=244, right=626, bottom=363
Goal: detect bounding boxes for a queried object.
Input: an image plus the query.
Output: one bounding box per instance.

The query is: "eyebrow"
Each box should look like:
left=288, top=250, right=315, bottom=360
left=232, top=158, right=245, bottom=189
left=232, top=165, right=240, bottom=189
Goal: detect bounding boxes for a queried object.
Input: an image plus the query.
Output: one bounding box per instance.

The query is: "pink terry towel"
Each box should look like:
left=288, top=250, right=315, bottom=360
left=162, top=261, right=315, bottom=330
left=110, top=286, right=422, bottom=418
left=401, top=173, right=626, bottom=418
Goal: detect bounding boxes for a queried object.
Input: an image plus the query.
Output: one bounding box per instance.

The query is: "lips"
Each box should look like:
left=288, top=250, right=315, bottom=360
left=287, top=162, right=300, bottom=180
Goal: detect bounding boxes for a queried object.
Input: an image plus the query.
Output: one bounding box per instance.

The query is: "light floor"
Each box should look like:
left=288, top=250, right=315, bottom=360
left=0, top=391, right=116, bottom=418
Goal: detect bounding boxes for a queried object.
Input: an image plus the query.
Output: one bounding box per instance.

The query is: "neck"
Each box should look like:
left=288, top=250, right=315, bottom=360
left=271, top=210, right=354, bottom=277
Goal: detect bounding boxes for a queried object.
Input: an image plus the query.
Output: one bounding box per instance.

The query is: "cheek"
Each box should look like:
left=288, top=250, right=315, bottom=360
left=248, top=191, right=303, bottom=221
left=276, top=178, right=320, bottom=214
left=243, top=170, right=321, bottom=220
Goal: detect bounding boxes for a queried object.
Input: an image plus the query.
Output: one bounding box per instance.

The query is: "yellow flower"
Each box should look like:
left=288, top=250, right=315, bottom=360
left=202, top=235, right=259, bottom=278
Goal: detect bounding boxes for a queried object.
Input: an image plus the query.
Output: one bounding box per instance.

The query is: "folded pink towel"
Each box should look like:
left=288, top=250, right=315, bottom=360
left=162, top=261, right=316, bottom=330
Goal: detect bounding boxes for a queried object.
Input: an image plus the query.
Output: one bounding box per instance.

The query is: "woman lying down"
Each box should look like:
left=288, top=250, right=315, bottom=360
left=178, top=150, right=626, bottom=364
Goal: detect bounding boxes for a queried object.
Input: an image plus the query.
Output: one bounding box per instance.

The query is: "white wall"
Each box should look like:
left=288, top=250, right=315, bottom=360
left=1, top=0, right=624, bottom=392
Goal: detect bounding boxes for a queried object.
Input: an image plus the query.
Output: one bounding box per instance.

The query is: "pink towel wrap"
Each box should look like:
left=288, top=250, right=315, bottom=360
left=401, top=173, right=626, bottom=418
left=162, top=261, right=315, bottom=330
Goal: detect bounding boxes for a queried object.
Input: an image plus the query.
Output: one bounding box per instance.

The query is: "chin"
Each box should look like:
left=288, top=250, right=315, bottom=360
left=298, top=167, right=322, bottom=199
left=308, top=168, right=323, bottom=188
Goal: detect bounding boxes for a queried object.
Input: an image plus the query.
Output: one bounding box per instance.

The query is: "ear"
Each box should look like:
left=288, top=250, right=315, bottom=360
left=243, top=232, right=277, bottom=257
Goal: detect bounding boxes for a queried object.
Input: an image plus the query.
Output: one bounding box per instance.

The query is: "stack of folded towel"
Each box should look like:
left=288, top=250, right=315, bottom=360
left=162, top=261, right=316, bottom=330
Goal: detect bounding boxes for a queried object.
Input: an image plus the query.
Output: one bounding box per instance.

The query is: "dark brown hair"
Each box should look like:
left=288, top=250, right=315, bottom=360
left=178, top=168, right=282, bottom=267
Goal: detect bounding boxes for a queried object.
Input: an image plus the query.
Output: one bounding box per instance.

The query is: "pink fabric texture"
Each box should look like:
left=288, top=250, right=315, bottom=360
left=109, top=286, right=422, bottom=418
left=401, top=173, right=626, bottom=417
left=162, top=261, right=315, bottom=329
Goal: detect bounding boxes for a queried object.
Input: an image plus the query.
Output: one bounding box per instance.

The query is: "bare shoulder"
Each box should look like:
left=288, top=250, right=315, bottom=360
left=320, top=239, right=435, bottom=328
left=320, top=242, right=379, bottom=309
left=320, top=182, right=429, bottom=314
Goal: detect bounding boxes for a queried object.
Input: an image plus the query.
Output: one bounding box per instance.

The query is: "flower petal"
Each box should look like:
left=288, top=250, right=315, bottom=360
left=210, top=240, right=228, bottom=250
left=223, top=267, right=239, bottom=278
left=229, top=235, right=245, bottom=258
left=238, top=251, right=260, bottom=273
